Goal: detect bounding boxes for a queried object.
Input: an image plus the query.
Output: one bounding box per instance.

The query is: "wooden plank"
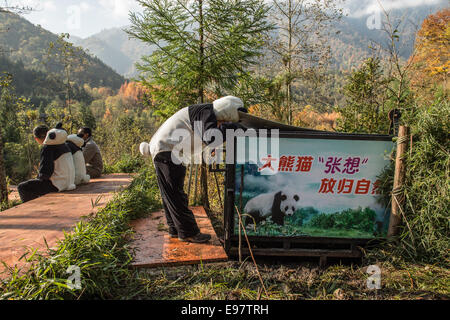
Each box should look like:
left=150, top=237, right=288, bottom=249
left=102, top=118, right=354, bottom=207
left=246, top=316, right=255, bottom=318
left=238, top=112, right=324, bottom=132
left=230, top=235, right=372, bottom=245
left=229, top=247, right=362, bottom=258
left=130, top=206, right=228, bottom=268
left=0, top=174, right=132, bottom=277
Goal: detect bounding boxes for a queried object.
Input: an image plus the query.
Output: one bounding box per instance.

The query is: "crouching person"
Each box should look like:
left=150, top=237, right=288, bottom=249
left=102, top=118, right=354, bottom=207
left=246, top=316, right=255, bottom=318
left=140, top=96, right=247, bottom=243
left=66, top=134, right=90, bottom=185
left=18, top=124, right=76, bottom=203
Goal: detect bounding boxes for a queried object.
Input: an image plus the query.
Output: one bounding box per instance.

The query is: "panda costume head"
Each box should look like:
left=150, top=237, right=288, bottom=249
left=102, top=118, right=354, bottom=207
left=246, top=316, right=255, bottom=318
left=212, top=96, right=245, bottom=123
left=43, top=123, right=68, bottom=146
left=244, top=190, right=300, bottom=227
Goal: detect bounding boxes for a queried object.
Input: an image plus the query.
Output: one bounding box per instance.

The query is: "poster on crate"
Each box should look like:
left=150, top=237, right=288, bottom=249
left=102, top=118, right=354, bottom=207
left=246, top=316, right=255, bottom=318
left=234, top=135, right=394, bottom=239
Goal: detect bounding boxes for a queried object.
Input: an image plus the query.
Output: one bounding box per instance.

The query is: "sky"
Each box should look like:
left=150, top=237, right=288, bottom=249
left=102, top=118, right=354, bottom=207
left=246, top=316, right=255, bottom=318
left=6, top=0, right=445, bottom=38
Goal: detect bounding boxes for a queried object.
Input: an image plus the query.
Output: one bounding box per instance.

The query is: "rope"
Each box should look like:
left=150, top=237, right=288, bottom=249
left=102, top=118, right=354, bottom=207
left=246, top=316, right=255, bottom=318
left=391, top=188, right=415, bottom=245
left=397, top=136, right=409, bottom=145
left=235, top=205, right=269, bottom=298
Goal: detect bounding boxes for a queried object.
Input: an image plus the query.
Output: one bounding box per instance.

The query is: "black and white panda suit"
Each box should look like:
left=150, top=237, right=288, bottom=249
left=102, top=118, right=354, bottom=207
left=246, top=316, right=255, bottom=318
left=140, top=96, right=246, bottom=239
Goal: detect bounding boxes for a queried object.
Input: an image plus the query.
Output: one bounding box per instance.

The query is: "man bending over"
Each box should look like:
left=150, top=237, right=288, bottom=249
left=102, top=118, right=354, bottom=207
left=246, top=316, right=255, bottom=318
left=140, top=96, right=247, bottom=243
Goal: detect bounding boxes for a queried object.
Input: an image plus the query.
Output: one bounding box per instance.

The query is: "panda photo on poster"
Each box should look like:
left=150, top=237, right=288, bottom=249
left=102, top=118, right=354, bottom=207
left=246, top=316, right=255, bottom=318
left=234, top=136, right=394, bottom=239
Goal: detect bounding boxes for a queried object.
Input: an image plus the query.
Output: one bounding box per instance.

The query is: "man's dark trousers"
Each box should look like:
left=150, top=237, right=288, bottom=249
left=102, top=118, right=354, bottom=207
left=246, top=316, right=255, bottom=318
left=153, top=152, right=200, bottom=238
left=18, top=179, right=58, bottom=203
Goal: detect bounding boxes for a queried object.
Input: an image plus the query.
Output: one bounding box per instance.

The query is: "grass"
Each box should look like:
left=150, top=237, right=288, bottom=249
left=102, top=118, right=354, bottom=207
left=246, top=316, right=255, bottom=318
left=0, top=165, right=161, bottom=299
left=130, top=260, right=449, bottom=300
left=0, top=199, right=21, bottom=212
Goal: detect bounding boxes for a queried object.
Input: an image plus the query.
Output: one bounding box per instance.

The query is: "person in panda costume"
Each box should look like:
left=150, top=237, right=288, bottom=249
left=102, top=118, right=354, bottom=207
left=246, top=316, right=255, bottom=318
left=66, top=134, right=91, bottom=185
left=244, top=190, right=300, bottom=227
left=18, top=123, right=76, bottom=203
left=140, top=96, right=247, bottom=243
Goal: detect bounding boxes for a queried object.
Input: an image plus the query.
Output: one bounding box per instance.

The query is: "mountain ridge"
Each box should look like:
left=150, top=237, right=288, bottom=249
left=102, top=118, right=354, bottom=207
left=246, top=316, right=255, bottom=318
left=0, top=12, right=125, bottom=89
left=71, top=2, right=447, bottom=77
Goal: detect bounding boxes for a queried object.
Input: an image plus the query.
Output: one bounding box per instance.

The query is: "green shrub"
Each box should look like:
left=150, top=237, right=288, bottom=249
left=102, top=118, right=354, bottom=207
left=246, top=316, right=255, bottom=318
left=104, top=154, right=146, bottom=174
left=393, top=94, right=450, bottom=264
left=307, top=207, right=376, bottom=233
left=286, top=207, right=319, bottom=227
left=308, top=212, right=336, bottom=229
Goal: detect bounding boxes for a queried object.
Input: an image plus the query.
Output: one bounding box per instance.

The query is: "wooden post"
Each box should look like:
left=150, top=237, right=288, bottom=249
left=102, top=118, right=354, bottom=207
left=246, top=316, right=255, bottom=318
left=388, top=126, right=409, bottom=238
left=200, top=163, right=210, bottom=209
left=193, top=165, right=199, bottom=205
left=187, top=164, right=193, bottom=206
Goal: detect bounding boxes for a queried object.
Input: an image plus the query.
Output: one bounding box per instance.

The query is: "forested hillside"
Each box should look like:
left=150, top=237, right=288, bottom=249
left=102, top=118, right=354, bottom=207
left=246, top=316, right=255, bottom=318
left=0, top=12, right=125, bottom=89
left=71, top=28, right=156, bottom=78
left=0, top=55, right=92, bottom=107
left=328, top=3, right=446, bottom=70
left=70, top=3, right=446, bottom=77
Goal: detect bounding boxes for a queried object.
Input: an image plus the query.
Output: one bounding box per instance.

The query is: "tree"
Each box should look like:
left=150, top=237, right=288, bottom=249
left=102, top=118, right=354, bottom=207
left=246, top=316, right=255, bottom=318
left=77, top=103, right=97, bottom=130
left=336, top=58, right=390, bottom=134
left=0, top=1, right=32, bottom=13
left=0, top=2, right=33, bottom=54
left=268, top=0, right=343, bottom=124
left=377, top=7, right=415, bottom=120
left=0, top=73, right=23, bottom=203
left=46, top=33, right=89, bottom=132
left=0, top=5, right=35, bottom=205
left=0, top=127, right=6, bottom=204
left=410, top=8, right=449, bottom=94
left=128, top=0, right=273, bottom=116
left=128, top=0, right=273, bottom=208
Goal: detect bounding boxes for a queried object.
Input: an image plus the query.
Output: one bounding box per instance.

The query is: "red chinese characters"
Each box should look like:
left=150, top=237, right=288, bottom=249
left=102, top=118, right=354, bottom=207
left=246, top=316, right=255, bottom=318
left=319, top=178, right=380, bottom=195
left=318, top=178, right=337, bottom=194
left=278, top=155, right=296, bottom=172
left=296, top=156, right=314, bottom=172
left=258, top=154, right=315, bottom=173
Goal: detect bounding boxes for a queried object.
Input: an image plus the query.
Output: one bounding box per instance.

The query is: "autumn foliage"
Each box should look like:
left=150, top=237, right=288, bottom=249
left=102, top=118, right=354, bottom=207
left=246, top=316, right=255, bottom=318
left=410, top=8, right=449, bottom=91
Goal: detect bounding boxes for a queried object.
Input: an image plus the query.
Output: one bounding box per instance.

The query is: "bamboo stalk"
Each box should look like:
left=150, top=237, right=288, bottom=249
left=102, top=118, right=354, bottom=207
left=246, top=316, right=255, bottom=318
left=238, top=165, right=245, bottom=263
left=388, top=126, right=409, bottom=238
left=213, top=171, right=223, bottom=211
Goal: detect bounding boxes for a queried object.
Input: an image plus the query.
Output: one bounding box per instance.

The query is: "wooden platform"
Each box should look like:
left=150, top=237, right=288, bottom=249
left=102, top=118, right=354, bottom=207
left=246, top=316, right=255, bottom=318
left=130, top=206, right=228, bottom=268
left=0, top=174, right=132, bottom=276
